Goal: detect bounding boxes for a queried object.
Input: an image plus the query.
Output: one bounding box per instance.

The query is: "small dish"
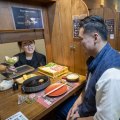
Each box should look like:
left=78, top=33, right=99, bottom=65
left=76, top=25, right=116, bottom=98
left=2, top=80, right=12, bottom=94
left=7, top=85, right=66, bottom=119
left=66, top=73, right=79, bottom=82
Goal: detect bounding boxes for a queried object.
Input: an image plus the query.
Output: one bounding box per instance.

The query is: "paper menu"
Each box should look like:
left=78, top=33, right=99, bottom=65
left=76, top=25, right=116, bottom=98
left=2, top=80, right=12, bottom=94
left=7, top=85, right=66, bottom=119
left=6, top=112, right=28, bottom=120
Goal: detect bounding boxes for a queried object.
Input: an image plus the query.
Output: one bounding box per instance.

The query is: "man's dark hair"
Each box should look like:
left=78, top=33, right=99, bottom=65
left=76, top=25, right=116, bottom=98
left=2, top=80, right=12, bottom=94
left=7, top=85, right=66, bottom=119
left=80, top=15, right=108, bottom=41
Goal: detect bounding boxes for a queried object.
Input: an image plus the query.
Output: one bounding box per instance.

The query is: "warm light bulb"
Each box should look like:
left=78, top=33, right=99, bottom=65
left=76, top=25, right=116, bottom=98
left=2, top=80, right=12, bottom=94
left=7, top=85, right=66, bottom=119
left=114, top=0, right=118, bottom=11
left=101, top=0, right=104, bottom=6
left=115, top=3, right=117, bottom=11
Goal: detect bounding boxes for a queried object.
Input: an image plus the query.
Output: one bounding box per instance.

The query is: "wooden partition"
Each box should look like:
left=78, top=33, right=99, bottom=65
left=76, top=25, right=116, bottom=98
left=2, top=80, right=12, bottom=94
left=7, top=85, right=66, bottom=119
left=47, top=0, right=89, bottom=75
left=47, top=0, right=119, bottom=75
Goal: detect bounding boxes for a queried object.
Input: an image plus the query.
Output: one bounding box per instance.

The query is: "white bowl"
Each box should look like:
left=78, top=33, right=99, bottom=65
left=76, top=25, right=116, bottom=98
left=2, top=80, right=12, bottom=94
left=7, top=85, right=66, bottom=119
left=66, top=73, right=79, bottom=82
left=0, top=79, right=14, bottom=91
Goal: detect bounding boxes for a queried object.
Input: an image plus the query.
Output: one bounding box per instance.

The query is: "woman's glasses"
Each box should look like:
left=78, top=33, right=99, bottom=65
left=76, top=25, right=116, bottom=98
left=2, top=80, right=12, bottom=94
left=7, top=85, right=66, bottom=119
left=22, top=41, right=34, bottom=47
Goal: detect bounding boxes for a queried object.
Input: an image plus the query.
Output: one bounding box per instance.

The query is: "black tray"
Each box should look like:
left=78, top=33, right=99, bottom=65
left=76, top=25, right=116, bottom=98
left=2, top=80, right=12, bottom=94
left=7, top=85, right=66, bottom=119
left=2, top=65, right=34, bottom=79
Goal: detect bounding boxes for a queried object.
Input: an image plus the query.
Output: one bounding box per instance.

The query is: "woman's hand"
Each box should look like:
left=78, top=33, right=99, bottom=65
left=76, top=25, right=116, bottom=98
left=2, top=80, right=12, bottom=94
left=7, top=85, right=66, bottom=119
left=6, top=65, right=17, bottom=73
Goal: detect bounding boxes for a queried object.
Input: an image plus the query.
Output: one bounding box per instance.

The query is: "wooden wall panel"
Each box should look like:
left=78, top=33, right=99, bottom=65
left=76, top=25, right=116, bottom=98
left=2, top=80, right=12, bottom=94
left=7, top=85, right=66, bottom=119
left=71, top=0, right=89, bottom=75
left=48, top=0, right=89, bottom=75
left=42, top=8, right=53, bottom=62
left=56, top=0, right=74, bottom=68
left=89, top=7, right=104, bottom=17
left=48, top=0, right=75, bottom=69
left=83, top=0, right=115, bottom=10
left=48, top=2, right=64, bottom=65
left=83, top=0, right=101, bottom=9
left=0, top=1, right=14, bottom=30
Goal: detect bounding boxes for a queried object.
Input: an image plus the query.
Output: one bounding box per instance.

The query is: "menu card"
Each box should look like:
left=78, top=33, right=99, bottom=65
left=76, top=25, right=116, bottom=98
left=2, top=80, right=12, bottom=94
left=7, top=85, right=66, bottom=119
left=6, top=112, right=28, bottom=120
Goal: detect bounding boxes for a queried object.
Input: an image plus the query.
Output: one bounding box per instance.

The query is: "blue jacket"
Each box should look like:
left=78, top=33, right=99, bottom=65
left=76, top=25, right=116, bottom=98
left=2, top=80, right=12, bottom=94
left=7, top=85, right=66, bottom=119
left=79, top=43, right=120, bottom=117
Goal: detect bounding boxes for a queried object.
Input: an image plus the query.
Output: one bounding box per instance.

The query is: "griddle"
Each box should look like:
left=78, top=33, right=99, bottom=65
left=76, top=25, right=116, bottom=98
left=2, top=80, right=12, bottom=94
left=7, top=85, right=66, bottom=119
left=21, top=75, right=50, bottom=93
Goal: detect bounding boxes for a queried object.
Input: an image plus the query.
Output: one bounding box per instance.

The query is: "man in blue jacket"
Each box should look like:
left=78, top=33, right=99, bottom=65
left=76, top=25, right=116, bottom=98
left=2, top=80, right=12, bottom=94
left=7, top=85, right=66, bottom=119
left=56, top=15, right=120, bottom=120
left=66, top=15, right=120, bottom=120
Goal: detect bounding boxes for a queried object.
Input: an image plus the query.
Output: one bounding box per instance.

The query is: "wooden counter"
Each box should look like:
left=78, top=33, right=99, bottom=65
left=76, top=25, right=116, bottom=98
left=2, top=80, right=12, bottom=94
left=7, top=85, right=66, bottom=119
left=0, top=74, right=86, bottom=120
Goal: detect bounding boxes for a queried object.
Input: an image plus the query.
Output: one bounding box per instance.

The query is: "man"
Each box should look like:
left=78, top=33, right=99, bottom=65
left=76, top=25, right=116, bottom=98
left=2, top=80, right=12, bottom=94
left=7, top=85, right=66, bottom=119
left=66, top=15, right=120, bottom=120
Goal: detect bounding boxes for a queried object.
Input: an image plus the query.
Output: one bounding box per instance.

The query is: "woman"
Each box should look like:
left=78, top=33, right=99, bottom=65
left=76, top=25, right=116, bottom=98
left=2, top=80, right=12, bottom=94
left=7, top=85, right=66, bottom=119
left=14, top=40, right=46, bottom=69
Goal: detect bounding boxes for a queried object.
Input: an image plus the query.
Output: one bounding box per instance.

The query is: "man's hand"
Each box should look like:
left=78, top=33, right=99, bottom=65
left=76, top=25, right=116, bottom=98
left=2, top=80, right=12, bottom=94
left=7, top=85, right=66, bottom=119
left=72, top=110, right=79, bottom=120
left=67, top=105, right=80, bottom=120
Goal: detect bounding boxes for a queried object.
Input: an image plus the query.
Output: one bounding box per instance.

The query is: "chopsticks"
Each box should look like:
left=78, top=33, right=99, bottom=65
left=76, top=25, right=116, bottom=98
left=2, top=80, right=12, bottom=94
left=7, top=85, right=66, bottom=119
left=43, top=82, right=67, bottom=97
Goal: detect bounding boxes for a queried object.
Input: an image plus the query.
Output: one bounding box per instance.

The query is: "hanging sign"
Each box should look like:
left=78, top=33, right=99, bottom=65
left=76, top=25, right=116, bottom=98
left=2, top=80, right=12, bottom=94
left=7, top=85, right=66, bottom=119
left=12, top=7, right=44, bottom=29
left=73, top=14, right=87, bottom=39
left=105, top=19, right=114, bottom=39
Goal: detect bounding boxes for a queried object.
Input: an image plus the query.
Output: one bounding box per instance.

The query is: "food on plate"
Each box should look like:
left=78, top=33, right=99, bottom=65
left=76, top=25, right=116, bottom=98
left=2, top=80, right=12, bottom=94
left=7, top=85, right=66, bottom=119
left=16, top=77, right=25, bottom=84
left=38, top=62, right=68, bottom=78
left=39, top=79, right=44, bottom=83
left=23, top=74, right=28, bottom=80
left=28, top=74, right=37, bottom=78
left=16, top=74, right=37, bottom=84
left=23, top=74, right=37, bottom=80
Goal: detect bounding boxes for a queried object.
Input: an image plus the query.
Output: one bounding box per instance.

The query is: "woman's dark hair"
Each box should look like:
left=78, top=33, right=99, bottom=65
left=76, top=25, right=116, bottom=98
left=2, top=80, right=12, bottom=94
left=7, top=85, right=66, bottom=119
left=80, top=15, right=108, bottom=41
left=17, top=40, right=35, bottom=50
left=18, top=41, right=22, bottom=49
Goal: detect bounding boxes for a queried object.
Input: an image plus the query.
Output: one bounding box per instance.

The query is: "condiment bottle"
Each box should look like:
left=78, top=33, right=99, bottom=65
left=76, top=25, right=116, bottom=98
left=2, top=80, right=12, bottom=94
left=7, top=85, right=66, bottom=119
left=13, top=82, right=18, bottom=90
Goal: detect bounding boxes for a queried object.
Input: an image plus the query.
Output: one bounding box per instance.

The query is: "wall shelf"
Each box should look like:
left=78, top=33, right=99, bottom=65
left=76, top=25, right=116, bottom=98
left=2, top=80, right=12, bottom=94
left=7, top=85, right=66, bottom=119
left=3, top=0, right=56, bottom=5
left=32, top=0, right=56, bottom=2
left=0, top=29, right=44, bottom=43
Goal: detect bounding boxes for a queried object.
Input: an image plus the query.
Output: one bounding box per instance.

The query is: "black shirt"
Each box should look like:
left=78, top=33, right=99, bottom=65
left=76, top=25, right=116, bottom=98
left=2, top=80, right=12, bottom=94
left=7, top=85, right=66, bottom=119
left=14, top=51, right=46, bottom=69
